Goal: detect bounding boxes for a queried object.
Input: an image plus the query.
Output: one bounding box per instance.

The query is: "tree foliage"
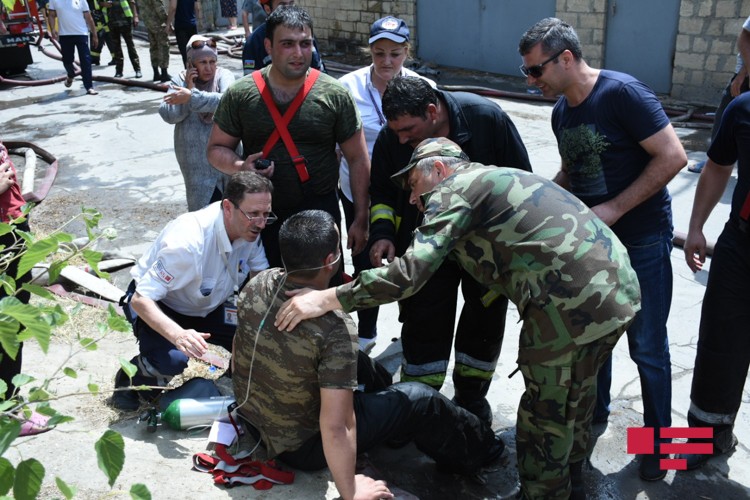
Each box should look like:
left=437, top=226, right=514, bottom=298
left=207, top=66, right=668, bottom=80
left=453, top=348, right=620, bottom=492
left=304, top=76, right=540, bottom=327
left=0, top=205, right=151, bottom=499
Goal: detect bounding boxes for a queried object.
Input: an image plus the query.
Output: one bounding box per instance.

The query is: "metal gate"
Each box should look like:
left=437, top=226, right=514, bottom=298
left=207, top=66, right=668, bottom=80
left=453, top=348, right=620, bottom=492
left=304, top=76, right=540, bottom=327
left=603, top=0, right=681, bottom=94
left=416, top=0, right=556, bottom=76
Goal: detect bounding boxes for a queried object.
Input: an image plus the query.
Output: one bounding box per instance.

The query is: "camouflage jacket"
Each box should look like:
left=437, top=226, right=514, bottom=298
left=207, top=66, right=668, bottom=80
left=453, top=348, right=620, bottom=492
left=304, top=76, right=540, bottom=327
left=338, top=163, right=641, bottom=364
left=234, top=269, right=358, bottom=458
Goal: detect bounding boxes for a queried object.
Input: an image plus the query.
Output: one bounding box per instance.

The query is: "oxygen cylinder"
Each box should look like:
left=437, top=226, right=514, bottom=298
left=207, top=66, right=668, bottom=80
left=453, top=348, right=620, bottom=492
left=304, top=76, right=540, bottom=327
left=161, top=396, right=236, bottom=430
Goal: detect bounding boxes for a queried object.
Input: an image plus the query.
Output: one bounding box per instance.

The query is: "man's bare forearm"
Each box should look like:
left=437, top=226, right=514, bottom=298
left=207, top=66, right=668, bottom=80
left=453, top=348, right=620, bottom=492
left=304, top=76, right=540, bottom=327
left=207, top=144, right=245, bottom=175
left=322, top=425, right=357, bottom=500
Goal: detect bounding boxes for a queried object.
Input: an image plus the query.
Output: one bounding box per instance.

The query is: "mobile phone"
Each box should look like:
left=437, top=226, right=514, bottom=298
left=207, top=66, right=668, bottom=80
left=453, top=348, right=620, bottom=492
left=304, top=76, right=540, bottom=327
left=255, top=158, right=272, bottom=170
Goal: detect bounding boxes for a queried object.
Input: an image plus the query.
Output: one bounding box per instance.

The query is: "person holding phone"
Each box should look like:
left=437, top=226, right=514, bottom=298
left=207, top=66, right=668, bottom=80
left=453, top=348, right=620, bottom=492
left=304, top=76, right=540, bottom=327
left=159, top=35, right=235, bottom=211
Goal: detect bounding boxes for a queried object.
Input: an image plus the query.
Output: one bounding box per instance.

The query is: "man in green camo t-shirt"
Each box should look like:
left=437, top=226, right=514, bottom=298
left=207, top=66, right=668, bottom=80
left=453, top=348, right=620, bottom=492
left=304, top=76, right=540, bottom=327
left=275, top=138, right=642, bottom=500
left=208, top=5, right=370, bottom=278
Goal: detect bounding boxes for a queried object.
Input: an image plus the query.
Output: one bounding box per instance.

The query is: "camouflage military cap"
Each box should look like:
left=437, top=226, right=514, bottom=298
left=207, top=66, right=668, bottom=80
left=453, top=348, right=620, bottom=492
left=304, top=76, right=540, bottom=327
left=391, top=137, right=469, bottom=190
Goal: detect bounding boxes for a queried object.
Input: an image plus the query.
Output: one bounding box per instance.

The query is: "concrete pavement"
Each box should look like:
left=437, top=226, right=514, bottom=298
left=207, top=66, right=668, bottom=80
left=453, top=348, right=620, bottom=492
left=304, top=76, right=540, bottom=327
left=2, top=34, right=749, bottom=499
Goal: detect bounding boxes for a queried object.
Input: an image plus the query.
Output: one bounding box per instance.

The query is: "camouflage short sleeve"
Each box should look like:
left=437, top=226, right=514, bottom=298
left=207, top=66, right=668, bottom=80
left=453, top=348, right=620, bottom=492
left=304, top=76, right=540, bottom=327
left=233, top=269, right=358, bottom=457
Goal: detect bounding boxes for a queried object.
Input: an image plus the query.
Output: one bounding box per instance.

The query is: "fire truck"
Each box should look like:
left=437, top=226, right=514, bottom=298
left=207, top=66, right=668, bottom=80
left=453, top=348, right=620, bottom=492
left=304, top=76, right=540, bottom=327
left=0, top=0, right=43, bottom=75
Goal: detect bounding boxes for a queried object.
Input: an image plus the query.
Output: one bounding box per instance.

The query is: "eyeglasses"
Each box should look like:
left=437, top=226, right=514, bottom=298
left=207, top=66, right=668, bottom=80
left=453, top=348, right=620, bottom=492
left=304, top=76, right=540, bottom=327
left=190, top=38, right=217, bottom=49
left=519, top=49, right=565, bottom=78
left=235, top=206, right=277, bottom=225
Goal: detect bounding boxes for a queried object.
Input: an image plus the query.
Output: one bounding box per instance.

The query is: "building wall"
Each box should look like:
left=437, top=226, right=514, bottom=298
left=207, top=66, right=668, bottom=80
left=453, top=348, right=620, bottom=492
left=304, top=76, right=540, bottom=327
left=553, top=0, right=607, bottom=70
left=304, top=0, right=417, bottom=56
left=305, top=0, right=750, bottom=106
left=672, top=0, right=749, bottom=104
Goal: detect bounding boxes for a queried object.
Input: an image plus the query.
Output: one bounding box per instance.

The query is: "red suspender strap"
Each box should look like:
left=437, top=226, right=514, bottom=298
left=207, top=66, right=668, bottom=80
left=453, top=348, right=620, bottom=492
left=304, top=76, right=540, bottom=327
left=252, top=69, right=321, bottom=183
left=740, top=189, right=750, bottom=221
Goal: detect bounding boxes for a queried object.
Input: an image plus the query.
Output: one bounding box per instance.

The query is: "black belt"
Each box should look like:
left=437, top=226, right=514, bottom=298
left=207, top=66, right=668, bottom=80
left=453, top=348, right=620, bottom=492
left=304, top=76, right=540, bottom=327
left=729, top=216, right=749, bottom=234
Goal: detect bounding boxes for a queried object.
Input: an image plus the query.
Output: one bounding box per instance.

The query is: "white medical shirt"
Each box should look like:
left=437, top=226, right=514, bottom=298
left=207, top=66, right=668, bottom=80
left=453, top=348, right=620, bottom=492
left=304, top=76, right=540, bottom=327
left=132, top=201, right=268, bottom=316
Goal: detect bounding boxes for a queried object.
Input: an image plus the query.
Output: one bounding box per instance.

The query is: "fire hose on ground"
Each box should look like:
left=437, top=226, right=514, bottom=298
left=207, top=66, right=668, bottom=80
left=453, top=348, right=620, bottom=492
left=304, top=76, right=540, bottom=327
left=0, top=31, right=721, bottom=128
left=1, top=40, right=718, bottom=254
left=0, top=32, right=170, bottom=89
left=0, top=28, right=243, bottom=89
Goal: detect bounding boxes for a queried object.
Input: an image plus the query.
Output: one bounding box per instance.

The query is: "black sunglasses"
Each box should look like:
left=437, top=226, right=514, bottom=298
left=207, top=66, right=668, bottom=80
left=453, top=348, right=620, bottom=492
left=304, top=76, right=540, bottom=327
left=519, top=49, right=566, bottom=78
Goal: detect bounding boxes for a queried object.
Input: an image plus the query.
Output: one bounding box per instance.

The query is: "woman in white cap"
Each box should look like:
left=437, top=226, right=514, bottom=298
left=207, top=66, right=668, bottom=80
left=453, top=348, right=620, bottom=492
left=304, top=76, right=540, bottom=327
left=159, top=35, right=235, bottom=211
left=337, top=16, right=435, bottom=351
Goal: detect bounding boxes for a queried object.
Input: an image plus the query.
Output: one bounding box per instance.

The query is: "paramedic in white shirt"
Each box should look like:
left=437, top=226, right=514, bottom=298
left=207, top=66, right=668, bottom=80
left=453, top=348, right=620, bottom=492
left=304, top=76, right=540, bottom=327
left=112, top=171, right=272, bottom=410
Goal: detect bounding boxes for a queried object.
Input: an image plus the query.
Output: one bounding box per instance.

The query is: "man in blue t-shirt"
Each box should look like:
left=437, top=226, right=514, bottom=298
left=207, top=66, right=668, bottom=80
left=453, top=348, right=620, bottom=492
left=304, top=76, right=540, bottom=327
left=241, top=0, right=324, bottom=75
left=519, top=17, right=687, bottom=488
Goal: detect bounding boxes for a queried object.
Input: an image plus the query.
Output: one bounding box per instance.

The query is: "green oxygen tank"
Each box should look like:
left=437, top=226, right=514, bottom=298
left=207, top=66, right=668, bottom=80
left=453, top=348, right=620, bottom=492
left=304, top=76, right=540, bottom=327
left=161, top=396, right=236, bottom=430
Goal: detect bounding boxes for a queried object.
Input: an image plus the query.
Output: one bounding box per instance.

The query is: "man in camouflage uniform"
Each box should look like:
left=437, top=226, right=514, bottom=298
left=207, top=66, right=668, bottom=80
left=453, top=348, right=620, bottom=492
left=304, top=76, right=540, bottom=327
left=138, top=0, right=171, bottom=81
left=275, top=138, right=642, bottom=500
left=233, top=210, right=503, bottom=499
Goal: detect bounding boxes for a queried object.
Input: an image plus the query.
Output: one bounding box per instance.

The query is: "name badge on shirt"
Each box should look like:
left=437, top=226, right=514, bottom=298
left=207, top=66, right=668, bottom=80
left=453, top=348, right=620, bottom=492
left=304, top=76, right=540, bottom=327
left=223, top=301, right=238, bottom=326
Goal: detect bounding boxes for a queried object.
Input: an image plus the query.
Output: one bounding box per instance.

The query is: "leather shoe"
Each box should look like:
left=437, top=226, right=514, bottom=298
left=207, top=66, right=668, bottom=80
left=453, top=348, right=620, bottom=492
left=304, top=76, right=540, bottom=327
left=453, top=395, right=493, bottom=425
left=639, top=453, right=668, bottom=481
left=111, top=368, right=140, bottom=410
left=436, top=431, right=505, bottom=475
left=482, top=431, right=506, bottom=466
left=677, top=433, right=738, bottom=470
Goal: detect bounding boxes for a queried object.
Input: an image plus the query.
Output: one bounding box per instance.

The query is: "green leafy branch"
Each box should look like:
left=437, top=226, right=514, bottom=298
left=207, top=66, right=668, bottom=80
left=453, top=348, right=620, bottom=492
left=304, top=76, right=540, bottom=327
left=0, top=205, right=151, bottom=500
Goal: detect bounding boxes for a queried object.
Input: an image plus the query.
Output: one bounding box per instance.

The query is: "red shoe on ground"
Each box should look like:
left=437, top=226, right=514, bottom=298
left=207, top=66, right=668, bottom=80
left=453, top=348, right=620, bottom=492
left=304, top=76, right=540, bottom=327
left=19, top=411, right=52, bottom=436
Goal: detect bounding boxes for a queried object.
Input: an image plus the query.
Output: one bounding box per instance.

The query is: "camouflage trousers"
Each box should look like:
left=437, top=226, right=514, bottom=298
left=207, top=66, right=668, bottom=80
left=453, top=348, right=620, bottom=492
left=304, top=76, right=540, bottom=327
left=516, top=325, right=626, bottom=500
left=138, top=0, right=170, bottom=67
left=201, top=0, right=218, bottom=30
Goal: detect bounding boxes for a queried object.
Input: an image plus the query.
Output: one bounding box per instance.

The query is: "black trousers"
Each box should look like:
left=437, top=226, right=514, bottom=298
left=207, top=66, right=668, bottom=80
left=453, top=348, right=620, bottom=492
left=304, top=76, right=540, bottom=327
left=399, top=257, right=507, bottom=404
left=109, top=22, right=141, bottom=73
left=690, top=220, right=750, bottom=420
left=135, top=300, right=236, bottom=376
left=89, top=28, right=116, bottom=61
left=278, top=357, right=495, bottom=474
left=175, top=25, right=198, bottom=67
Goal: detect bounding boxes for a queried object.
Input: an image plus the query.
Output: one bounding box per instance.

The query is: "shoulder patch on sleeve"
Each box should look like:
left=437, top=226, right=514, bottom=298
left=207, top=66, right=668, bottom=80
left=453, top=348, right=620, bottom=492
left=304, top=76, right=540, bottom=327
left=152, top=259, right=174, bottom=284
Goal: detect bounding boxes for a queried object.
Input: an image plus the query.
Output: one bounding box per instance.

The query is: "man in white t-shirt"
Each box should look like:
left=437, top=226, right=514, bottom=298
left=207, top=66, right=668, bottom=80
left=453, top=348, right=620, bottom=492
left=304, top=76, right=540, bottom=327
left=112, top=172, right=273, bottom=410
left=48, top=0, right=99, bottom=95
